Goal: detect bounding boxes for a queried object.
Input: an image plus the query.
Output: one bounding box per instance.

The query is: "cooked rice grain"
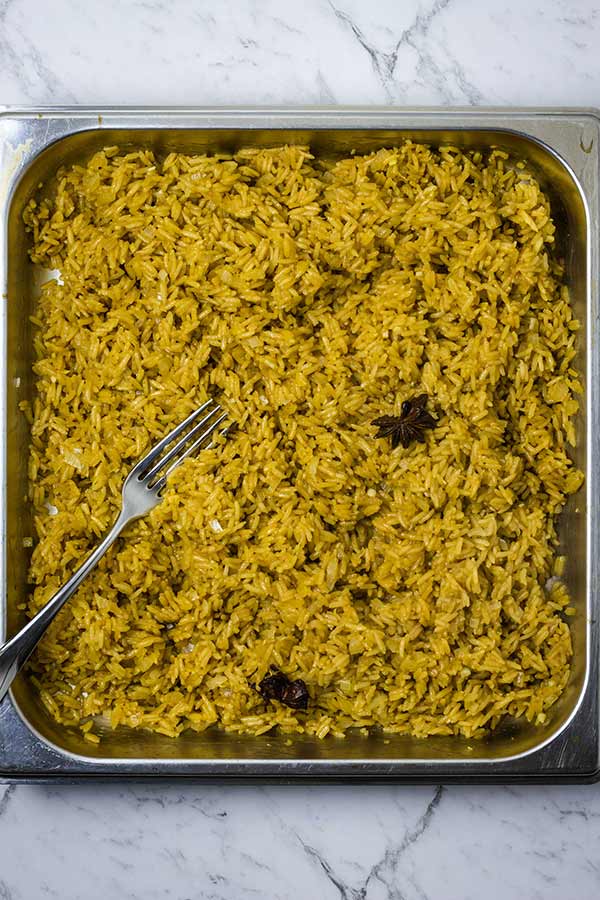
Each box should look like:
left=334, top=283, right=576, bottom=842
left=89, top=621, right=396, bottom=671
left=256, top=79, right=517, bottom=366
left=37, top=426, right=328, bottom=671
left=22, top=143, right=584, bottom=741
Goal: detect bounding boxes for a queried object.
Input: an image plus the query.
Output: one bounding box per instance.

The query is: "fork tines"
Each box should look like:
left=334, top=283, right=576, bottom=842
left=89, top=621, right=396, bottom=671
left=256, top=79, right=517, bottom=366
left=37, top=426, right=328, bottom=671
left=131, top=400, right=227, bottom=491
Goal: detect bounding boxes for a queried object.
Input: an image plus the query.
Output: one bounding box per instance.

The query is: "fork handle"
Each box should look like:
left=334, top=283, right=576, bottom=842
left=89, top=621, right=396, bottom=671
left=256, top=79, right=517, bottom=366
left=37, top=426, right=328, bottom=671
left=0, top=510, right=129, bottom=704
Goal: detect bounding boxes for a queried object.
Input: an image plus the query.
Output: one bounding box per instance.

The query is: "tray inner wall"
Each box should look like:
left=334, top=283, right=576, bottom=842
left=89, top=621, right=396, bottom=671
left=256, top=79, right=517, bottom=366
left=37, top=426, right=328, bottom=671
left=5, top=126, right=589, bottom=763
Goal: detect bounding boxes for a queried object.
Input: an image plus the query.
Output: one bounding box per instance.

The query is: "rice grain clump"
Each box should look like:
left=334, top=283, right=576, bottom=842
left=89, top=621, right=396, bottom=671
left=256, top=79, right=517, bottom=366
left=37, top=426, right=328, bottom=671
left=23, top=143, right=583, bottom=742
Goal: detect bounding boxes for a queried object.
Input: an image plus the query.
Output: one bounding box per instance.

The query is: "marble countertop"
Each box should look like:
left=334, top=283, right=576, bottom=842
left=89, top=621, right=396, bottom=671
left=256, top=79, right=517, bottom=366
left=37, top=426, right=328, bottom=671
left=1, top=0, right=600, bottom=897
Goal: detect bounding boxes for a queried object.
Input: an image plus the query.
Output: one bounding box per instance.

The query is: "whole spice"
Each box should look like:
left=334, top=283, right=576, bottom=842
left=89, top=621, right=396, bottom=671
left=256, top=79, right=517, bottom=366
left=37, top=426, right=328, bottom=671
left=372, top=393, right=438, bottom=449
left=257, top=668, right=309, bottom=710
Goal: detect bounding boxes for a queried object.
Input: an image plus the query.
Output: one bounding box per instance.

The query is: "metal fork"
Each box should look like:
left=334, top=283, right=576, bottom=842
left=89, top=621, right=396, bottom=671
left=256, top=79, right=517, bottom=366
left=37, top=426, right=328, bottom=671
left=0, top=399, right=227, bottom=703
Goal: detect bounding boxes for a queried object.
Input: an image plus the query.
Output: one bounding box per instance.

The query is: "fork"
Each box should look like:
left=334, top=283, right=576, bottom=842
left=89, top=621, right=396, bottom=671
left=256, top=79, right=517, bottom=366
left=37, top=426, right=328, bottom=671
left=0, top=399, right=227, bottom=703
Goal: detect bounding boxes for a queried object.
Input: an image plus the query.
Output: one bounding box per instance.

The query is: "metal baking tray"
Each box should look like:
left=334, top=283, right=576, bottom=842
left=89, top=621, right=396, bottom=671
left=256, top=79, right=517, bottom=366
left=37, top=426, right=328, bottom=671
left=1, top=107, right=598, bottom=782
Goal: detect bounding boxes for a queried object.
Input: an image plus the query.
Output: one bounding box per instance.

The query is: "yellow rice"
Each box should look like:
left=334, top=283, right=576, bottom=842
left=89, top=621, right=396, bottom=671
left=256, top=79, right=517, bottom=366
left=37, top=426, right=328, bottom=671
left=22, top=142, right=584, bottom=741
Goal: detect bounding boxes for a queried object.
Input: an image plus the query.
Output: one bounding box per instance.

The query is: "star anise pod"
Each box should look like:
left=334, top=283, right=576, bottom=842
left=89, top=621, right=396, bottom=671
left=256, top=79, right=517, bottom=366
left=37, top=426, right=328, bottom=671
left=372, top=394, right=438, bottom=450
left=257, top=668, right=309, bottom=710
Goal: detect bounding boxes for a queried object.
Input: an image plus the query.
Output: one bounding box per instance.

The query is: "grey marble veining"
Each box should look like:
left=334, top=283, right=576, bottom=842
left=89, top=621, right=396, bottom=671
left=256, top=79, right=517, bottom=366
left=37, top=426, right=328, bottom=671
left=0, top=0, right=599, bottom=107
left=1, top=782, right=600, bottom=898
left=1, top=0, right=600, bottom=898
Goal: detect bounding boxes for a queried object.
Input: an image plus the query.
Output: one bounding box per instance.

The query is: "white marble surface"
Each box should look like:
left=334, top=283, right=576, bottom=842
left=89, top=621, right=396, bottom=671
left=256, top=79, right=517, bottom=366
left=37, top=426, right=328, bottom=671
left=1, top=0, right=600, bottom=898
left=0, top=782, right=599, bottom=899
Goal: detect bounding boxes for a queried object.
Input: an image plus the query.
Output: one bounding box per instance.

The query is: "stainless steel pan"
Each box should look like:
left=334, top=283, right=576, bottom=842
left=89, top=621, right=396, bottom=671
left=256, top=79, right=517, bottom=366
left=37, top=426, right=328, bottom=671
left=0, top=107, right=597, bottom=781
